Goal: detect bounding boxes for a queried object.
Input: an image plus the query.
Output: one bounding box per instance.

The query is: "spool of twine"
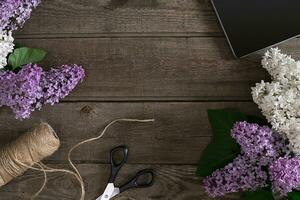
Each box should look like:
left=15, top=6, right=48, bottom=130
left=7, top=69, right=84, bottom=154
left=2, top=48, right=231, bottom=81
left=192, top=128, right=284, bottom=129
left=0, top=122, right=60, bottom=187
left=0, top=118, right=154, bottom=200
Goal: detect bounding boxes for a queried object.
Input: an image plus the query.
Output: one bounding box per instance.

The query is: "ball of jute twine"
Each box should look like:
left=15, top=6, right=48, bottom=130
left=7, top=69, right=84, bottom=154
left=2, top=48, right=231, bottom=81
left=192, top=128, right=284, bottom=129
left=0, top=118, right=154, bottom=200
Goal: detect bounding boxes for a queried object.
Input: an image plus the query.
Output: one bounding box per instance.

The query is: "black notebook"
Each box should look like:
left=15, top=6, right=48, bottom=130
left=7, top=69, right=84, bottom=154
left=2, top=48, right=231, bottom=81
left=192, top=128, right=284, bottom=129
left=211, top=0, right=300, bottom=57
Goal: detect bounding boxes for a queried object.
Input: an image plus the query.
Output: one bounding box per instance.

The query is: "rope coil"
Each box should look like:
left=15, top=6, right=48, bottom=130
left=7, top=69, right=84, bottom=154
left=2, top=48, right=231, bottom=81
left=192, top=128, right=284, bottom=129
left=0, top=119, right=154, bottom=199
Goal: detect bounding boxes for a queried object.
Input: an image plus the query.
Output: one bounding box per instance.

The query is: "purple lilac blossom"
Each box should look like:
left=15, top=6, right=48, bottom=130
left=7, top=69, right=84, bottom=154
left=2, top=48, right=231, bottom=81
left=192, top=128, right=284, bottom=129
left=0, top=64, right=41, bottom=119
left=269, top=156, right=300, bottom=196
left=231, top=121, right=288, bottom=166
left=203, top=122, right=288, bottom=197
left=0, top=0, right=41, bottom=31
left=203, top=155, right=268, bottom=197
left=37, top=64, right=85, bottom=106
left=0, top=64, right=85, bottom=119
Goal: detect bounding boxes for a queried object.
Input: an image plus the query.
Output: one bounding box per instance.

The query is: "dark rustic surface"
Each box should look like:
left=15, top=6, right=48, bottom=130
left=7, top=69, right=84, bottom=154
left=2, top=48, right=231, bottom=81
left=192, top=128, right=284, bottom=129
left=0, top=0, right=289, bottom=199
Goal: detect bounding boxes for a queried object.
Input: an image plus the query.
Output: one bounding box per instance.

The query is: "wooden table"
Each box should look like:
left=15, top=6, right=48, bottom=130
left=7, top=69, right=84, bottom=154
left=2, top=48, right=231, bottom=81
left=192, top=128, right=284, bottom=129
left=0, top=0, right=298, bottom=199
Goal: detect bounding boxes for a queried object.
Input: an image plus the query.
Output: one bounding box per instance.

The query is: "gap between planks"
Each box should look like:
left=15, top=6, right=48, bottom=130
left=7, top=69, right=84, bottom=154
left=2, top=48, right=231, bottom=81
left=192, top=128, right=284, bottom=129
left=14, top=32, right=224, bottom=39
left=59, top=97, right=254, bottom=103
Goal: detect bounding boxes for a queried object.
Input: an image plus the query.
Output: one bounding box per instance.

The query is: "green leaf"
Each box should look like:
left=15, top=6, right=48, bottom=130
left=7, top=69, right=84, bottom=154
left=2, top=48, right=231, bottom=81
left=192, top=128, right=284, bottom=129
left=196, top=140, right=239, bottom=177
left=241, top=188, right=274, bottom=200
left=246, top=115, right=268, bottom=126
left=196, top=109, right=247, bottom=177
left=14, top=43, right=23, bottom=49
left=8, top=47, right=47, bottom=70
left=288, top=191, right=300, bottom=200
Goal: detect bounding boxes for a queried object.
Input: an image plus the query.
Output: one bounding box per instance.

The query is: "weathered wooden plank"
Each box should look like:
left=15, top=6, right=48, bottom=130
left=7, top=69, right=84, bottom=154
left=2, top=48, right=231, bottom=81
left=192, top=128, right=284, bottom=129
left=16, top=0, right=221, bottom=37
left=0, top=164, right=239, bottom=200
left=15, top=37, right=268, bottom=101
left=0, top=102, right=260, bottom=164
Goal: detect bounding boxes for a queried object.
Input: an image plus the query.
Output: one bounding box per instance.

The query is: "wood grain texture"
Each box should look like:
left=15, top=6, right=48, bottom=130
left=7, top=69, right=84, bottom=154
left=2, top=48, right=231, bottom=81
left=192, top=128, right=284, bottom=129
left=0, top=102, right=260, bottom=164
left=0, top=164, right=239, bottom=200
left=15, top=37, right=268, bottom=101
left=0, top=0, right=278, bottom=199
left=16, top=0, right=221, bottom=37
left=15, top=36, right=300, bottom=101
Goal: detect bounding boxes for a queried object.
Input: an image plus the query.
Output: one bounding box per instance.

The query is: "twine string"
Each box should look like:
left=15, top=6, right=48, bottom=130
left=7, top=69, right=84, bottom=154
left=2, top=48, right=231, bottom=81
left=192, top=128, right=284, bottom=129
left=0, top=118, right=154, bottom=200
left=0, top=123, right=60, bottom=187
left=31, top=162, right=47, bottom=200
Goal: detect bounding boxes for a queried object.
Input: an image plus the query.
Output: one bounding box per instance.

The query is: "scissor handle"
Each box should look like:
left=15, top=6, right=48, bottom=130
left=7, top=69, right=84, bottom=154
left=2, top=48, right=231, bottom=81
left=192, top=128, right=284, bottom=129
left=108, top=145, right=129, bottom=183
left=119, top=169, right=154, bottom=193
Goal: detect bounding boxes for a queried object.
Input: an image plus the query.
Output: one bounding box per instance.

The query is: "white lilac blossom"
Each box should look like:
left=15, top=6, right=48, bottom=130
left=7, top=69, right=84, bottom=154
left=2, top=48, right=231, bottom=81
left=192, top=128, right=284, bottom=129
left=252, top=48, right=300, bottom=154
left=0, top=31, right=14, bottom=69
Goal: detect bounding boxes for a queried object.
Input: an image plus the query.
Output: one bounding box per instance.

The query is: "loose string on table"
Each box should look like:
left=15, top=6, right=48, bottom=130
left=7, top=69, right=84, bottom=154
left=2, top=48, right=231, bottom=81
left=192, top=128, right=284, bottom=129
left=0, top=118, right=154, bottom=200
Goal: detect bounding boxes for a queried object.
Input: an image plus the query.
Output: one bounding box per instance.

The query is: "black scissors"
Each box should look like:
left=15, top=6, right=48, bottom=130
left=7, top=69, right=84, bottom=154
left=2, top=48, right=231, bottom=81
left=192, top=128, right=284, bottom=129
left=96, top=146, right=154, bottom=200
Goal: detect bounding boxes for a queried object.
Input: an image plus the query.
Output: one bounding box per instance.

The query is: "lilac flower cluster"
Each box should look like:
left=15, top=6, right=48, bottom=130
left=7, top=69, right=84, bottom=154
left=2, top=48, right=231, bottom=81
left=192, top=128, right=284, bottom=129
left=0, top=0, right=41, bottom=31
left=203, top=122, right=288, bottom=197
left=269, top=156, right=300, bottom=195
left=231, top=122, right=288, bottom=166
left=0, top=64, right=84, bottom=119
left=0, top=64, right=41, bottom=119
left=203, top=155, right=268, bottom=197
left=37, top=65, right=85, bottom=106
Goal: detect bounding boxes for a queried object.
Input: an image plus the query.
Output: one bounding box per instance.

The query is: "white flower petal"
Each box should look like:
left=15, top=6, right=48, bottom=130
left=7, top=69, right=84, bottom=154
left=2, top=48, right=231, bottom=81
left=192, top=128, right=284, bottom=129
left=0, top=31, right=14, bottom=69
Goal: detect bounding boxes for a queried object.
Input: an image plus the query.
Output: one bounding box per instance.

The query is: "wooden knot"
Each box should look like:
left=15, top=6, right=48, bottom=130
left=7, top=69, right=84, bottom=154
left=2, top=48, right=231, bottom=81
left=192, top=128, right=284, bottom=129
left=80, top=105, right=96, bottom=118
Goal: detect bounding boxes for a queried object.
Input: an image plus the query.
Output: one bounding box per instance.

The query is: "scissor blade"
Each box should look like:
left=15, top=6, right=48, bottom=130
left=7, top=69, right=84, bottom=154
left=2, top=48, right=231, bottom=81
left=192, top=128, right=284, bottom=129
left=110, top=188, right=120, bottom=198
left=96, top=183, right=115, bottom=200
left=96, top=187, right=120, bottom=200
